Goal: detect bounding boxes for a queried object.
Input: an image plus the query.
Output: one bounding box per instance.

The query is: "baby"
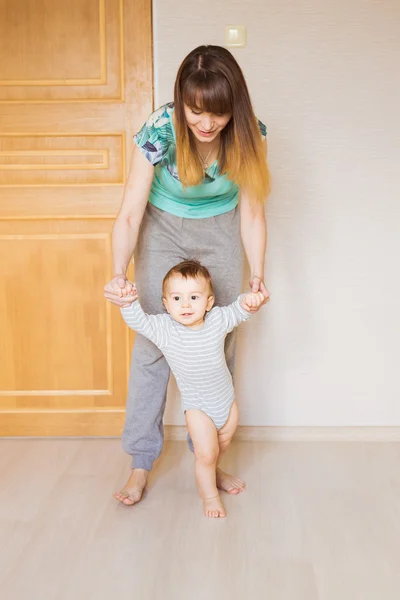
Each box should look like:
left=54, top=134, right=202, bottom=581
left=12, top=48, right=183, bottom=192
left=120, top=260, right=267, bottom=518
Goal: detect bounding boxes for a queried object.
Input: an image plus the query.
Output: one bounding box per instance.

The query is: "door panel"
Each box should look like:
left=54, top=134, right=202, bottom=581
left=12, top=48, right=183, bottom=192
left=0, top=0, right=123, bottom=101
left=0, top=0, right=152, bottom=435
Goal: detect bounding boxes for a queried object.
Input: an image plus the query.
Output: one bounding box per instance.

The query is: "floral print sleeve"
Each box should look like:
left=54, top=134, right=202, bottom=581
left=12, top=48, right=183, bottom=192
left=133, top=103, right=175, bottom=166
left=257, top=118, right=267, bottom=140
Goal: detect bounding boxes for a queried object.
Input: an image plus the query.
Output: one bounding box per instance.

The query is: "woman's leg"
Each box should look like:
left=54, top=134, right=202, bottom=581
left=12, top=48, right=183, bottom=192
left=115, top=205, right=184, bottom=505
left=185, top=410, right=226, bottom=518
left=114, top=336, right=171, bottom=505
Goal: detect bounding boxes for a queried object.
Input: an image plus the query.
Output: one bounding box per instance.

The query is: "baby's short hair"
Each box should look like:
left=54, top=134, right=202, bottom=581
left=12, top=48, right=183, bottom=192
left=162, top=260, right=215, bottom=297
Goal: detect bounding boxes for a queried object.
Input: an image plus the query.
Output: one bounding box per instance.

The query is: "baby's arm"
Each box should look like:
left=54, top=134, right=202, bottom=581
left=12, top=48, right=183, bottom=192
left=120, top=295, right=170, bottom=349
left=218, top=292, right=267, bottom=334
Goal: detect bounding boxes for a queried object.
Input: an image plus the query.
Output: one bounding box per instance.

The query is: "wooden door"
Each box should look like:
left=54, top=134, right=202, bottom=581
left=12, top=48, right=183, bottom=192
left=0, top=0, right=152, bottom=435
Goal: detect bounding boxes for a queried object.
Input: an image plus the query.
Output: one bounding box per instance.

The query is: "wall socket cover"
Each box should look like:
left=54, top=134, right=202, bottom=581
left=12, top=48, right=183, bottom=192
left=224, top=25, right=246, bottom=48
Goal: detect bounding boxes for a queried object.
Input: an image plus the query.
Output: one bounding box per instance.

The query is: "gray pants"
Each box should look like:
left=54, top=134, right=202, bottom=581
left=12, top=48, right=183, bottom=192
left=122, top=203, right=244, bottom=470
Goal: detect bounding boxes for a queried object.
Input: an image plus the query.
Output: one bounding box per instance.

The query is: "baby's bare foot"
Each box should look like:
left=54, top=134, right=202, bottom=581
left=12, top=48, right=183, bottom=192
left=216, top=468, right=246, bottom=495
left=113, top=469, right=148, bottom=506
left=203, top=494, right=226, bottom=518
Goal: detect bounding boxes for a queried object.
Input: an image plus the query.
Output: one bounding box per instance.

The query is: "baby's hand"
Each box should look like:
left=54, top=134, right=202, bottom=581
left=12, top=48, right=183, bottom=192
left=119, top=280, right=138, bottom=304
left=241, top=291, right=266, bottom=312
left=104, top=276, right=138, bottom=307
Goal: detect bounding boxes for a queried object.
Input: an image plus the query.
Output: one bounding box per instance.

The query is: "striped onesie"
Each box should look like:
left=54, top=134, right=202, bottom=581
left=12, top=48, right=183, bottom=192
left=121, top=296, right=251, bottom=429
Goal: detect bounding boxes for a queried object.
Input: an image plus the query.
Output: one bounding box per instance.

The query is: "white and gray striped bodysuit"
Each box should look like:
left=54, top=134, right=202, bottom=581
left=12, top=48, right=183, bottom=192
left=121, top=296, right=251, bottom=429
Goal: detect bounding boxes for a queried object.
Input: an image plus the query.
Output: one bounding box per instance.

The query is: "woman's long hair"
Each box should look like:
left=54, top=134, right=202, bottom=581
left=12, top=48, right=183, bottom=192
left=174, top=45, right=270, bottom=204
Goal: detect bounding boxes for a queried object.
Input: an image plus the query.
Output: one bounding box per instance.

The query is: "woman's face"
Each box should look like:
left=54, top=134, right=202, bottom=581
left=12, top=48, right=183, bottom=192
left=183, top=104, right=231, bottom=143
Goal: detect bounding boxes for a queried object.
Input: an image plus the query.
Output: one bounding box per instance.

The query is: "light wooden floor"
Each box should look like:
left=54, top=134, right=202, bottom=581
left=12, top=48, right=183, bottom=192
left=1, top=439, right=400, bottom=600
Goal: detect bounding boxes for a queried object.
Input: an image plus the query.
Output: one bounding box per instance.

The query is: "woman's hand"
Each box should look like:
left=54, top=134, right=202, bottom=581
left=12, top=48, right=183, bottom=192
left=104, top=275, right=138, bottom=307
left=247, top=275, right=270, bottom=313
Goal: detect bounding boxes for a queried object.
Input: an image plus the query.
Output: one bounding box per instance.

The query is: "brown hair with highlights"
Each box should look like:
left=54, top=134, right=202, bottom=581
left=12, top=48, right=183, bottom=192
left=174, top=45, right=270, bottom=205
left=162, top=260, right=215, bottom=297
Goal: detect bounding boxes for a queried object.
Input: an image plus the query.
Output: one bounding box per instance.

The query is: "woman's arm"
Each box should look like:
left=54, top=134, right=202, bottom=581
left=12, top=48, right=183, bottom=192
left=239, top=139, right=270, bottom=311
left=104, top=146, right=154, bottom=307
left=240, top=192, right=267, bottom=282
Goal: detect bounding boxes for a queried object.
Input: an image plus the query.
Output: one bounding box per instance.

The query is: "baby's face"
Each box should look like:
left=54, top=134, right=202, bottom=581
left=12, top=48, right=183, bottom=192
left=163, top=274, right=214, bottom=329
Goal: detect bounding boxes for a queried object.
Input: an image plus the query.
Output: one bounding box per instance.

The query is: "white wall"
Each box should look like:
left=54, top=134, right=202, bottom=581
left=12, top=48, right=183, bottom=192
left=153, top=0, right=400, bottom=427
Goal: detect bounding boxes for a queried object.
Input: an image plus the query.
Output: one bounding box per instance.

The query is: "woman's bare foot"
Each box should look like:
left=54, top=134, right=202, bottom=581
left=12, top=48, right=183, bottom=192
left=216, top=468, right=246, bottom=495
left=113, top=468, right=148, bottom=506
left=203, top=494, right=226, bottom=518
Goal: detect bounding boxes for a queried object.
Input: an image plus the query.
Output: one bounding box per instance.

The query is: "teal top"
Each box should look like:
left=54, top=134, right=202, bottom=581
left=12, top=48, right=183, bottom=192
left=133, top=103, right=267, bottom=219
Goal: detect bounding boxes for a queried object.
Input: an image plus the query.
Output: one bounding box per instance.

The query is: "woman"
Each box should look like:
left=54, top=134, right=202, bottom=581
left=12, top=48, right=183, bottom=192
left=104, top=45, right=270, bottom=506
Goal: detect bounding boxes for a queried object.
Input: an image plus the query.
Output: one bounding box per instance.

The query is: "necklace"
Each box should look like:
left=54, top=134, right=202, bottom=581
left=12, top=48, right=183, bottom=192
left=197, top=147, right=213, bottom=170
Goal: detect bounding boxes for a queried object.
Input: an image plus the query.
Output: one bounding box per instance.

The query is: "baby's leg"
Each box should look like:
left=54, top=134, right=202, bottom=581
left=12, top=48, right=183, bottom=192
left=185, top=410, right=226, bottom=518
left=217, top=401, right=246, bottom=495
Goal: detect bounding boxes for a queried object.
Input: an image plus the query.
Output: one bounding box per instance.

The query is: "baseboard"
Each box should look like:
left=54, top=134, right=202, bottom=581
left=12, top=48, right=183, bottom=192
left=3, top=422, right=400, bottom=442
left=164, top=425, right=400, bottom=442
